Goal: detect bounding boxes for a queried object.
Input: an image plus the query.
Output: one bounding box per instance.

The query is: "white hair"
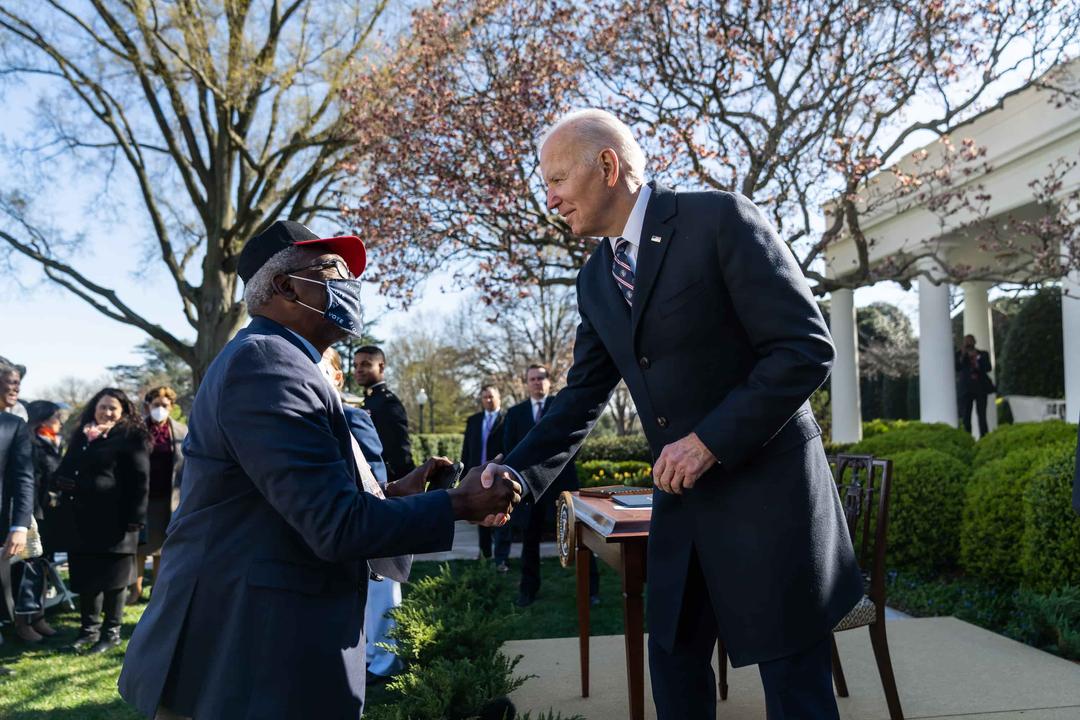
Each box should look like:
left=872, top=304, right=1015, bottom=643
left=538, top=109, right=647, bottom=190
left=242, top=245, right=309, bottom=314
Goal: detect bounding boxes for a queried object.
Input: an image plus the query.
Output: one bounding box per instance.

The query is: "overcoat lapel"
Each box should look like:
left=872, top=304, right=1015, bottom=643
left=630, top=184, right=678, bottom=340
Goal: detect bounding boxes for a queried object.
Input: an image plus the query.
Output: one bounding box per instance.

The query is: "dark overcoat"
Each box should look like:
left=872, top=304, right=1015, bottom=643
left=504, top=184, right=863, bottom=667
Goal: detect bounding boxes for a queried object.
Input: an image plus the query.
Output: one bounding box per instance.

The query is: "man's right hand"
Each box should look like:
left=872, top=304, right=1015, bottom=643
left=448, top=460, right=521, bottom=526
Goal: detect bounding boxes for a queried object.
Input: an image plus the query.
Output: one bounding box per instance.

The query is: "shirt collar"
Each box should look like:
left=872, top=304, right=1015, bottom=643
left=609, top=183, right=652, bottom=253
left=283, top=328, right=321, bottom=363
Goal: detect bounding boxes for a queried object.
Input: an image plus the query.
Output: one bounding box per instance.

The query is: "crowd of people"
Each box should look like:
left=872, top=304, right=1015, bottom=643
left=0, top=356, right=188, bottom=670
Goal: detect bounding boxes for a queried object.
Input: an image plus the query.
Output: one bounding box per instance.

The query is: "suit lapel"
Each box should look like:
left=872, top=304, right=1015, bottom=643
left=630, top=184, right=678, bottom=340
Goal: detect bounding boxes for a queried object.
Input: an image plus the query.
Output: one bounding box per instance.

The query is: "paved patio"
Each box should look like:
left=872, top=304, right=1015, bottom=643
left=505, top=617, right=1080, bottom=719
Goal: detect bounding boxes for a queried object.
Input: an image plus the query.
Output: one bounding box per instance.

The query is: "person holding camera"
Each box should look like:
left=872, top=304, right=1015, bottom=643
left=955, top=334, right=995, bottom=436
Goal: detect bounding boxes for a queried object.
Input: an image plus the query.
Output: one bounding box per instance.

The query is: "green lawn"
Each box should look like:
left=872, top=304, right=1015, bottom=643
left=0, top=558, right=630, bottom=718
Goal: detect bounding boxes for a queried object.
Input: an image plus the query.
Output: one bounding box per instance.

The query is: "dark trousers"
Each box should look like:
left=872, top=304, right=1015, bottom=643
left=649, top=549, right=839, bottom=720
left=477, top=524, right=513, bottom=564
left=959, top=391, right=989, bottom=435
left=520, top=494, right=599, bottom=599
left=14, top=557, right=48, bottom=616
left=80, top=588, right=126, bottom=639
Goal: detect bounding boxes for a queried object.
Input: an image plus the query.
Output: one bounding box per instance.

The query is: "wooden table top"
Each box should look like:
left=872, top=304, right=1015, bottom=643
left=571, top=492, right=652, bottom=541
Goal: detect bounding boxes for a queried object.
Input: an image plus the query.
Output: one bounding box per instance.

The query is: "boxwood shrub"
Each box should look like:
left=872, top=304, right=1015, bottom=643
left=576, top=434, right=652, bottom=463
left=1021, top=441, right=1080, bottom=592
left=972, top=420, right=1077, bottom=468
left=411, top=433, right=466, bottom=467
left=849, top=422, right=975, bottom=465
left=959, top=446, right=1050, bottom=583
left=885, top=448, right=971, bottom=574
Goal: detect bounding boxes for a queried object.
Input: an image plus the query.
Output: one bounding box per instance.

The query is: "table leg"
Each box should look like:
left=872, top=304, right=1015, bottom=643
left=622, top=543, right=646, bottom=720
left=576, top=543, right=592, bottom=698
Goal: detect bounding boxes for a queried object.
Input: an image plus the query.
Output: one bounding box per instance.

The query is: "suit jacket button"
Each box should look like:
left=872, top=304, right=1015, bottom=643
left=657, top=416, right=668, bottom=428
left=639, top=356, right=650, bottom=370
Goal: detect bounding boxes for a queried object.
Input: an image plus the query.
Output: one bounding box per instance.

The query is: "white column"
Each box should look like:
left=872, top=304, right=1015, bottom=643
left=961, top=281, right=997, bottom=437
left=830, top=288, right=862, bottom=443
left=1064, top=260, right=1080, bottom=423
left=919, top=274, right=959, bottom=426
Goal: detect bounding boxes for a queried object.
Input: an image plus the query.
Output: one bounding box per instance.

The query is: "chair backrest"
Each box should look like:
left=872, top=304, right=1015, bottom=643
left=827, top=454, right=894, bottom=606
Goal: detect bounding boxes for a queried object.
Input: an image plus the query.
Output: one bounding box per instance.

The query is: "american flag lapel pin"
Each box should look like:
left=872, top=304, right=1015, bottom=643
left=650, top=234, right=662, bottom=243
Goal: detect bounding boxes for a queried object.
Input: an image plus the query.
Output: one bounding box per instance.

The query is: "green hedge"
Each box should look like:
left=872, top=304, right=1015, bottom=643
left=960, top=447, right=1050, bottom=583
left=576, top=460, right=652, bottom=488
left=368, top=563, right=578, bottom=720
left=886, top=449, right=971, bottom=574
left=849, top=422, right=975, bottom=465
left=1021, top=441, right=1080, bottom=592
left=410, top=433, right=466, bottom=467
left=972, top=420, right=1077, bottom=468
left=577, top=434, right=652, bottom=463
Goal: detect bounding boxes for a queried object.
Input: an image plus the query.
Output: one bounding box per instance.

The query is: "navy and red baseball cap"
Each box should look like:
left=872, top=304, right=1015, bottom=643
left=238, top=220, right=366, bottom=283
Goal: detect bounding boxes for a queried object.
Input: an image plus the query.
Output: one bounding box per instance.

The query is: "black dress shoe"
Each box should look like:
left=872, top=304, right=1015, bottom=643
left=514, top=591, right=536, bottom=608
left=88, top=635, right=122, bottom=654
left=71, top=633, right=100, bottom=651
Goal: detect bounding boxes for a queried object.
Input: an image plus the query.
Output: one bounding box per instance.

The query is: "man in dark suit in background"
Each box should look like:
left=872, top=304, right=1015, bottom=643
left=484, top=109, right=862, bottom=719
left=0, top=385, right=34, bottom=678
left=461, top=385, right=507, bottom=563
left=955, top=334, right=995, bottom=436
left=119, top=221, right=520, bottom=720
left=503, top=364, right=597, bottom=607
left=355, top=346, right=416, bottom=481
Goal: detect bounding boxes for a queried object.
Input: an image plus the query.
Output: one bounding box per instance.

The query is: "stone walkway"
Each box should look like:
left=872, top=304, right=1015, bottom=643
left=505, top=617, right=1080, bottom=719
left=416, top=520, right=559, bottom=562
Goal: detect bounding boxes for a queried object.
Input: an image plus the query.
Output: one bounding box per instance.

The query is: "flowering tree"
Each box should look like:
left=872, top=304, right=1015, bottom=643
left=0, top=0, right=389, bottom=384
left=344, top=0, right=1080, bottom=302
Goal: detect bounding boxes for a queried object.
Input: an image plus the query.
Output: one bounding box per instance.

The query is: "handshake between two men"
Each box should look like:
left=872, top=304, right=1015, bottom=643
left=388, top=453, right=523, bottom=527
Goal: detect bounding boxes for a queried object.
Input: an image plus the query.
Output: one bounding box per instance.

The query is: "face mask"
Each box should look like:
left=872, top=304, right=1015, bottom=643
left=149, top=406, right=170, bottom=423
left=288, top=275, right=365, bottom=338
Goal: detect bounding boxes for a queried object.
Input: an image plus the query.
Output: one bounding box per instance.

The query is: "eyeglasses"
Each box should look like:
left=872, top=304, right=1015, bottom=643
left=285, top=259, right=354, bottom=280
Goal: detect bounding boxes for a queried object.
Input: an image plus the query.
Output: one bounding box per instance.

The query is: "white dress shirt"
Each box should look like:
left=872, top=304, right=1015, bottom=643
left=607, top=183, right=652, bottom=273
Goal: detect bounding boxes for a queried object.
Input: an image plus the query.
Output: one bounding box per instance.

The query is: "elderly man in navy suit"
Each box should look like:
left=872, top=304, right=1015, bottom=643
left=119, top=221, right=521, bottom=720
left=484, top=110, right=862, bottom=719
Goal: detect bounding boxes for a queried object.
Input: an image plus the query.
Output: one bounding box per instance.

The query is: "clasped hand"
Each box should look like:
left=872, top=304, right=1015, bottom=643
left=447, top=454, right=522, bottom=527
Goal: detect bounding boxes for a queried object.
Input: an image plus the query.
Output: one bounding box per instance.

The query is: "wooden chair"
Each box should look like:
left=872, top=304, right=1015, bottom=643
left=717, top=454, right=904, bottom=720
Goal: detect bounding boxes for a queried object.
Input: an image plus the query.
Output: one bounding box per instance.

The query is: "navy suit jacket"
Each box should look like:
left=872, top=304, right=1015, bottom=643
left=118, top=316, right=455, bottom=719
left=0, top=413, right=33, bottom=532
left=504, top=184, right=862, bottom=666
left=461, top=409, right=505, bottom=471
left=0, top=413, right=34, bottom=621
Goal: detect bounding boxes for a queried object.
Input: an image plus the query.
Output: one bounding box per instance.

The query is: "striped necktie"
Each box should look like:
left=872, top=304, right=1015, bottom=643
left=611, top=237, right=635, bottom=306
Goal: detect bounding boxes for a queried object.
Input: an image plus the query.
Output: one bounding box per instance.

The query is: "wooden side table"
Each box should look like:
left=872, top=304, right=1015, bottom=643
left=557, top=491, right=651, bottom=720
